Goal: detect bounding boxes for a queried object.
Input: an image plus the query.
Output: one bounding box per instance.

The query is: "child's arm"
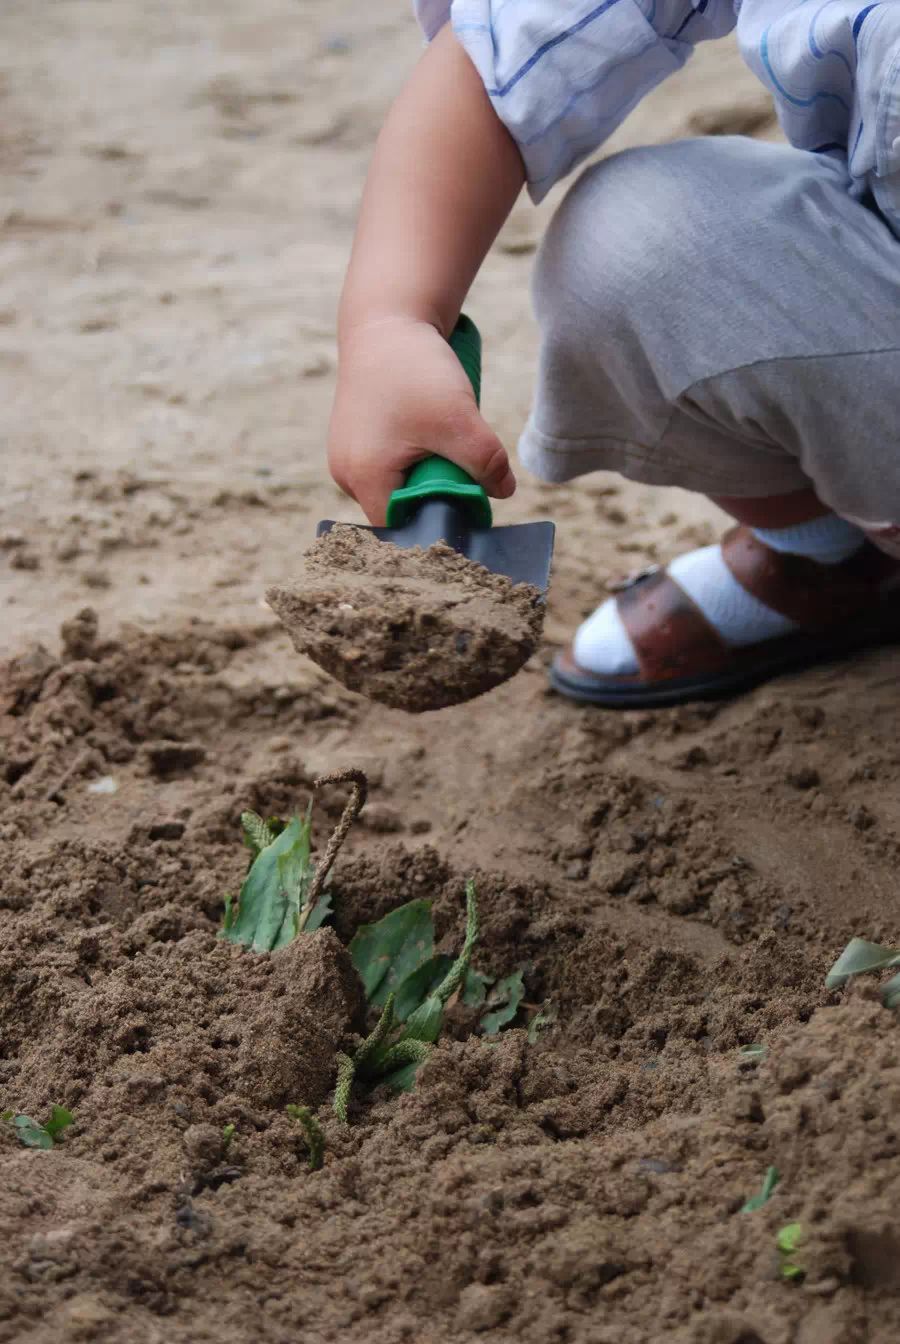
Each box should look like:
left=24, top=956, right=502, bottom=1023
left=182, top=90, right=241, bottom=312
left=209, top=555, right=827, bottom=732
left=328, top=24, right=525, bottom=524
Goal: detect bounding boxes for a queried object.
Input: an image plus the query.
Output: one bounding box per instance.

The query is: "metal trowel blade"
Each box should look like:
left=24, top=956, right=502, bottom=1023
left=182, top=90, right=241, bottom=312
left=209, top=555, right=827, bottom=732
left=316, top=506, right=555, bottom=593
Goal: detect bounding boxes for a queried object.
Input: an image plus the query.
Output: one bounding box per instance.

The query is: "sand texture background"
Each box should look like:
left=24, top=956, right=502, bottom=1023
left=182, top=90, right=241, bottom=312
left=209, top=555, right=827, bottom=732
left=3, top=4, right=900, bottom=1343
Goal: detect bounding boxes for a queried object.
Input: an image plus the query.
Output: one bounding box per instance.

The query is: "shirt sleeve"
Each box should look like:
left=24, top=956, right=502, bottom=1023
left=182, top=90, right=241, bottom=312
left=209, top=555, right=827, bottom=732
left=854, top=7, right=900, bottom=240
left=413, top=1, right=737, bottom=201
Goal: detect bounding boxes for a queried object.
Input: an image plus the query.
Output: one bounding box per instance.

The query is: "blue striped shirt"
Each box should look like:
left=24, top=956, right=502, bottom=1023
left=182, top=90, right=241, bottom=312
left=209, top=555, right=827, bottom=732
left=415, top=0, right=900, bottom=231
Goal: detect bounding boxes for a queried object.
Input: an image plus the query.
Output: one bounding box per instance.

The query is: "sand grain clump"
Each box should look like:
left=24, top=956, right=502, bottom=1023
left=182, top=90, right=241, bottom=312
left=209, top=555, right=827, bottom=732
left=266, top=527, right=544, bottom=713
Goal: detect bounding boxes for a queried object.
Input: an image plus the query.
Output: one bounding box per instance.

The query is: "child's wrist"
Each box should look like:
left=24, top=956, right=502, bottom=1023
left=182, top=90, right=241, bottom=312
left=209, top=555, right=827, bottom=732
left=337, top=304, right=446, bottom=353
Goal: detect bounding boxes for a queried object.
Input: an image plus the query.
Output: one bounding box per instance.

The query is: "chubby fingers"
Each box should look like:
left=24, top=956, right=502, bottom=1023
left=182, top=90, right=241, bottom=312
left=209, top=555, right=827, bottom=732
left=434, top=400, right=517, bottom=503
left=332, top=407, right=516, bottom=527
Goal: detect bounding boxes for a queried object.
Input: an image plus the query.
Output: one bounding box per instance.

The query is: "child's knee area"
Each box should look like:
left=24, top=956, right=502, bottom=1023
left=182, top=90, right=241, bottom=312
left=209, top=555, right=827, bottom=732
left=535, top=140, right=747, bottom=333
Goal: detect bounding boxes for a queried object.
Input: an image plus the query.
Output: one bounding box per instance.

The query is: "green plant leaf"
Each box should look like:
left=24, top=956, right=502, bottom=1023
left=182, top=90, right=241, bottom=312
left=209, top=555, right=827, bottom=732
left=825, top=937, right=900, bottom=990
left=303, top=889, right=333, bottom=933
left=379, top=1060, right=424, bottom=1093
left=777, top=1222, right=804, bottom=1281
left=222, top=1123, right=235, bottom=1150
left=462, top=968, right=493, bottom=1008
left=481, top=968, right=526, bottom=1035
left=220, top=808, right=313, bottom=952
left=349, top=899, right=434, bottom=1008
left=3, top=1106, right=73, bottom=1150
left=394, top=954, right=453, bottom=1022
left=776, top=1222, right=803, bottom=1254
left=13, top=1116, right=54, bottom=1149
left=741, top=1165, right=780, bottom=1213
left=222, top=891, right=235, bottom=932
left=44, top=1106, right=74, bottom=1141
left=739, top=1043, right=767, bottom=1061
left=402, top=993, right=445, bottom=1045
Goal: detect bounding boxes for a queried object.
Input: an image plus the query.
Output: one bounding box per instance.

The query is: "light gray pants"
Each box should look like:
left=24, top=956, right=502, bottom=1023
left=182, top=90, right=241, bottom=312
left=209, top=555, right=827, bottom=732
left=519, top=136, right=900, bottom=539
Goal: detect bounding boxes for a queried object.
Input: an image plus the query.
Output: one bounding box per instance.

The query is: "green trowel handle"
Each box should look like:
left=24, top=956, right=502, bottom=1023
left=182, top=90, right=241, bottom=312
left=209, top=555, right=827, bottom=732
left=384, top=315, right=493, bottom=530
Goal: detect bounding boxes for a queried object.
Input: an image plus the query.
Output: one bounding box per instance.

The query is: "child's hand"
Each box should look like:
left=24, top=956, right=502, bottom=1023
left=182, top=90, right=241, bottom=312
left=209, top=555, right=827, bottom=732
left=328, top=316, right=516, bottom=525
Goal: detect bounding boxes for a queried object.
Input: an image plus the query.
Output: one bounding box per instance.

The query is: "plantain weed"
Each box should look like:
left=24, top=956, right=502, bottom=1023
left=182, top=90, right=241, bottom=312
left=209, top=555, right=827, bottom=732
left=217, top=770, right=551, bottom=1127
left=220, top=770, right=365, bottom=951
left=1, top=1104, right=74, bottom=1150
left=336, top=881, right=480, bottom=1120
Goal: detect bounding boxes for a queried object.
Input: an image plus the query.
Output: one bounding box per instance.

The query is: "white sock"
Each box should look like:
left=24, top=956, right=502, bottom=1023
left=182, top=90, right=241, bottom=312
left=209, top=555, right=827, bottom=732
left=573, top=514, right=865, bottom=677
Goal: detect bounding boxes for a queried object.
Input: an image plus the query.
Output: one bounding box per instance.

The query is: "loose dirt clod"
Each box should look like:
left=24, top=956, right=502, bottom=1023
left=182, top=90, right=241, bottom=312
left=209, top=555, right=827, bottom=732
left=266, top=527, right=544, bottom=712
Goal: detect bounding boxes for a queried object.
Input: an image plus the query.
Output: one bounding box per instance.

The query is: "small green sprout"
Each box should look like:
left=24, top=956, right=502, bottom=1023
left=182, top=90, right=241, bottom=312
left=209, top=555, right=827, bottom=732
left=1, top=1105, right=74, bottom=1150
left=741, top=1165, right=780, bottom=1213
left=465, top=965, right=548, bottom=1037
left=776, top=1222, right=804, bottom=1280
left=286, top=1104, right=324, bottom=1171
left=739, top=1043, right=767, bottom=1061
left=222, top=1123, right=236, bottom=1150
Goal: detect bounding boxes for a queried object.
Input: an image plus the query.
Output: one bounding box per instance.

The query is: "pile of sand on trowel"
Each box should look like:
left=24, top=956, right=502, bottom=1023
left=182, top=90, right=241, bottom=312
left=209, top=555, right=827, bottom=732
left=266, top=526, right=544, bottom=713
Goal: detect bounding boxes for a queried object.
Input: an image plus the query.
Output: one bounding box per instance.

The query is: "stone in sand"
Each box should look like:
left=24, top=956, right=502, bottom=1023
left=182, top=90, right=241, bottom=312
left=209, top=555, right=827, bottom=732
left=266, top=526, right=544, bottom=713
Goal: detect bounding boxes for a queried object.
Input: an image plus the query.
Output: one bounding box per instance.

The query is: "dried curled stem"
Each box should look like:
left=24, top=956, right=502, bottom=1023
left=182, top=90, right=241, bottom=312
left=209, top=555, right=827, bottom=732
left=298, top=768, right=367, bottom=932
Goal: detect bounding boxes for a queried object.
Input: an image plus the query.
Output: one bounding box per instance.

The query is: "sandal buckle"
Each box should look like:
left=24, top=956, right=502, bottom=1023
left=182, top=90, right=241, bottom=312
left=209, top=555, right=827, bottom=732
left=608, top=564, right=661, bottom=594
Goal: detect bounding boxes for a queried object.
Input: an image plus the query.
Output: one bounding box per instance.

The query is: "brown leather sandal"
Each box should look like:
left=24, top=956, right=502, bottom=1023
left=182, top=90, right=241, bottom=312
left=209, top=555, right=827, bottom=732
left=550, top=526, right=900, bottom=708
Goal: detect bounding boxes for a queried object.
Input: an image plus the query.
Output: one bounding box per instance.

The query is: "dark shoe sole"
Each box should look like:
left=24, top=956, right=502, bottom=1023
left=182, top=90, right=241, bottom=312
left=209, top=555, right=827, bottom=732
left=549, top=616, right=900, bottom=710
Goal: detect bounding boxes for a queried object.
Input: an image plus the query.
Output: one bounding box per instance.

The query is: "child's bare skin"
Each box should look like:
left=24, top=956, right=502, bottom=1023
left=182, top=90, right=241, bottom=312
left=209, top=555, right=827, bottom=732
left=329, top=26, right=522, bottom=526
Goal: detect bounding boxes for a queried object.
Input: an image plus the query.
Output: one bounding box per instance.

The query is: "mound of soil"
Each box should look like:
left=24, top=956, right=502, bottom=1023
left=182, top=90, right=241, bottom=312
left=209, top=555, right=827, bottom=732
left=2, top=615, right=900, bottom=1342
left=267, top=527, right=544, bottom=713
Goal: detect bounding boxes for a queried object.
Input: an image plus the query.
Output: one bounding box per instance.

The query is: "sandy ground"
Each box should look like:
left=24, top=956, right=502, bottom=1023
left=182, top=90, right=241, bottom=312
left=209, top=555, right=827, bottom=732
left=3, top=4, right=900, bottom=1343
left=1, top=0, right=781, bottom=653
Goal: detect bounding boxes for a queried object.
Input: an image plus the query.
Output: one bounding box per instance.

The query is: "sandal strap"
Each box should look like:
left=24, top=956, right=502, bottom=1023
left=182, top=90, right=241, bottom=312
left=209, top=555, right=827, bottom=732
left=616, top=567, right=732, bottom=682
left=721, top=525, right=899, bottom=631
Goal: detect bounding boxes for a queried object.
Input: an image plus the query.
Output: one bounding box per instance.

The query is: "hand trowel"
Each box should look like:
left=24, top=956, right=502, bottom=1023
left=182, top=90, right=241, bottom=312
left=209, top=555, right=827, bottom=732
left=317, top=315, right=555, bottom=593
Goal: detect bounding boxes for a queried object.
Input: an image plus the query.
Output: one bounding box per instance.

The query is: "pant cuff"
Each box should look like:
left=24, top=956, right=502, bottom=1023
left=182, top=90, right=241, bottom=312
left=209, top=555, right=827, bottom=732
left=518, top=422, right=813, bottom=498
